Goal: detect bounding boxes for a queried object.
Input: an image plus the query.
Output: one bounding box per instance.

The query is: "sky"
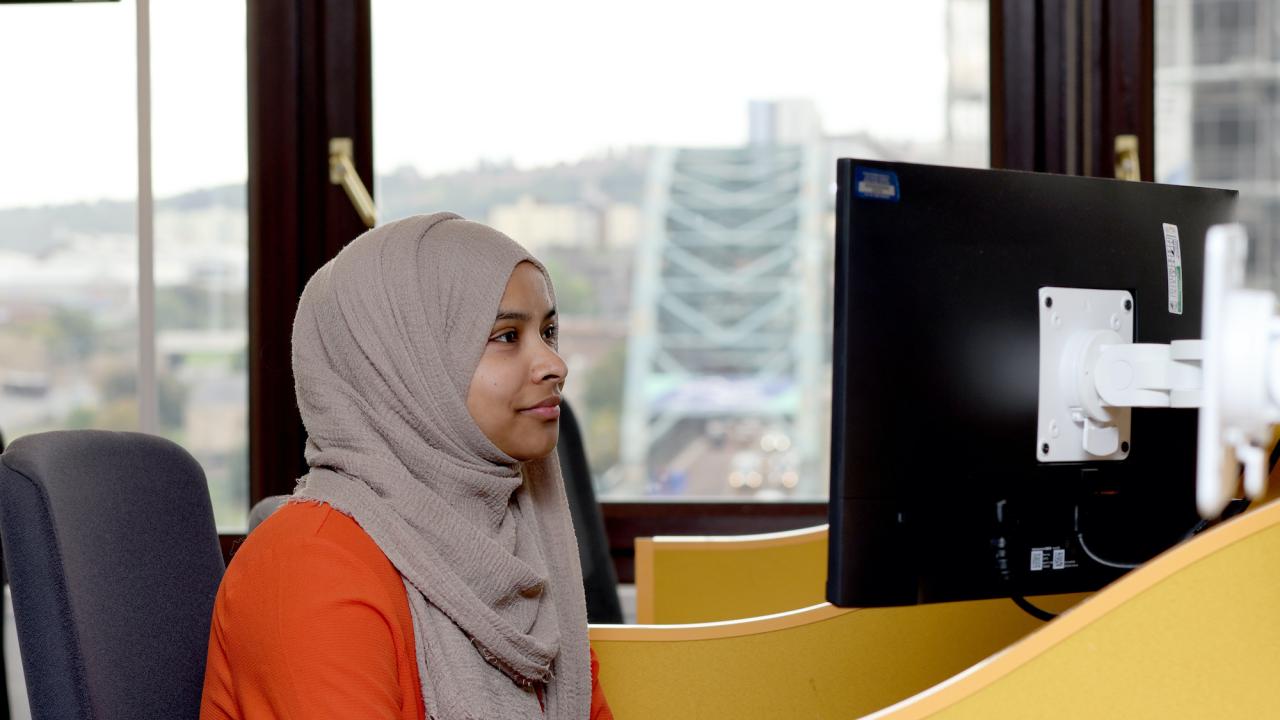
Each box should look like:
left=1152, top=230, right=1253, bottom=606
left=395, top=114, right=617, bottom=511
left=0, top=0, right=955, bottom=209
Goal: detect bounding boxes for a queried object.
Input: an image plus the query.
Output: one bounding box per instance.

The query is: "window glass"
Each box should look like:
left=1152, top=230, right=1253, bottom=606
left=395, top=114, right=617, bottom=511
left=152, top=1, right=249, bottom=530
left=0, top=1, right=249, bottom=531
left=373, top=0, right=989, bottom=499
left=0, top=1, right=140, bottom=441
left=1157, top=0, right=1280, bottom=285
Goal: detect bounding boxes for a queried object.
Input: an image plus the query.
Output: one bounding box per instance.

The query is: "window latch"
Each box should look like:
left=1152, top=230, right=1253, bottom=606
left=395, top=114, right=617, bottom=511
left=329, top=137, right=378, bottom=228
left=1114, top=135, right=1140, bottom=181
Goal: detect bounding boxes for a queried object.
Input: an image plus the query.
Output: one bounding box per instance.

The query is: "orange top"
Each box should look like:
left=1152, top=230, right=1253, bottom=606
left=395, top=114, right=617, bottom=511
left=201, top=501, right=613, bottom=720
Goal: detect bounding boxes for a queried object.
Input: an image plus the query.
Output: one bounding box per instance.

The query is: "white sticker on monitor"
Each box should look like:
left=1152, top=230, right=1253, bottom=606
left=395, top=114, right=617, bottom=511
left=1030, top=546, right=1075, bottom=571
left=1164, top=223, right=1183, bottom=314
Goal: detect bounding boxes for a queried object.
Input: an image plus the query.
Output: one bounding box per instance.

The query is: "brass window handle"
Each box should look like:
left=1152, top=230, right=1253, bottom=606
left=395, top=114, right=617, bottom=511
left=329, top=137, right=378, bottom=228
left=1114, top=135, right=1140, bottom=182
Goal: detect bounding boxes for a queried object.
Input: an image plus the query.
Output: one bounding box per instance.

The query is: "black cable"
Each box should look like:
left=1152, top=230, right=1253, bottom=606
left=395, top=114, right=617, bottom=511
left=1180, top=516, right=1212, bottom=541
left=1181, top=497, right=1251, bottom=541
left=1012, top=595, right=1057, bottom=622
left=1220, top=497, right=1252, bottom=521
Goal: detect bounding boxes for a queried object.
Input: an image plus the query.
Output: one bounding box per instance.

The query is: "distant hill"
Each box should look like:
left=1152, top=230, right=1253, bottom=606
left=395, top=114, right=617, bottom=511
left=0, top=185, right=246, bottom=255
left=0, top=151, right=650, bottom=254
left=0, top=199, right=130, bottom=254
left=379, top=150, right=649, bottom=222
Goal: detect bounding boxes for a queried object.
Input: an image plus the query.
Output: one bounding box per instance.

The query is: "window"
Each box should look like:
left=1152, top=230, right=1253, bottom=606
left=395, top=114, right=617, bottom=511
left=371, top=0, right=989, bottom=501
left=0, top=1, right=249, bottom=530
left=1192, top=90, right=1261, bottom=180
left=1191, top=0, right=1258, bottom=65
left=1157, top=0, right=1280, bottom=283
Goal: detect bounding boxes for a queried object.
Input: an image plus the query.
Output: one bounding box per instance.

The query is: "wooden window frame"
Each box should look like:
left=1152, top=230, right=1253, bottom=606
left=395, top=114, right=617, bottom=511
left=223, top=0, right=375, bottom=561
left=991, top=0, right=1155, bottom=178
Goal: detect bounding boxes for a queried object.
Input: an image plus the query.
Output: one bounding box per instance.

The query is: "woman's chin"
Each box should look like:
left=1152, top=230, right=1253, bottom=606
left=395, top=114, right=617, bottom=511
left=506, top=430, right=560, bottom=462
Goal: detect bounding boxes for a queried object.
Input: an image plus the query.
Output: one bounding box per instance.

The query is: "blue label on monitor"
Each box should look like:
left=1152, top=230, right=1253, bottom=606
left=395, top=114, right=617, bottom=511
left=854, top=166, right=900, bottom=202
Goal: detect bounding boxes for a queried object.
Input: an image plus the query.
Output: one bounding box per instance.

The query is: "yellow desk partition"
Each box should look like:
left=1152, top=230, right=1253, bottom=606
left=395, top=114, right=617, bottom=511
left=590, top=593, right=1088, bottom=720
left=865, top=497, right=1280, bottom=719
left=634, top=524, right=829, bottom=624
left=601, top=498, right=1280, bottom=718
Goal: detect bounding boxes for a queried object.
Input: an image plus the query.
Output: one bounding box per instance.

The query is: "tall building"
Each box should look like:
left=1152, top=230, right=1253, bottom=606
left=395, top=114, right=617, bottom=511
left=947, top=0, right=991, bottom=169
left=1157, top=0, right=1280, bottom=281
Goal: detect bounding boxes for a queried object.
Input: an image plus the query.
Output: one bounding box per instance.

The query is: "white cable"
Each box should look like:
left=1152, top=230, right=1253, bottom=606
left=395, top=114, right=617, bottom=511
left=1076, top=532, right=1142, bottom=569
left=1074, top=505, right=1142, bottom=569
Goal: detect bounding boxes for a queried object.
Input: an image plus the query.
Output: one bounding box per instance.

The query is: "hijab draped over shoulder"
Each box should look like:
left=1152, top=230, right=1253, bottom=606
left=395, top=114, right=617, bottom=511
left=290, top=212, right=590, bottom=720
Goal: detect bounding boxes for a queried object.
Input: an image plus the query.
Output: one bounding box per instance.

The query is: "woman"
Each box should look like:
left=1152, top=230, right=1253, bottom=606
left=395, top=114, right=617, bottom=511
left=200, top=213, right=613, bottom=719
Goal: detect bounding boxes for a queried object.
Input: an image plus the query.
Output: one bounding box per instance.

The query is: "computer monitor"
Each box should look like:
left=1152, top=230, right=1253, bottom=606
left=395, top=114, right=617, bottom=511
left=827, top=159, right=1238, bottom=607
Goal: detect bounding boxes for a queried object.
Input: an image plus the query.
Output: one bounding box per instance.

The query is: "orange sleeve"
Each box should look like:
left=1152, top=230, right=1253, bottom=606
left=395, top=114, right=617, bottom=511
left=590, top=646, right=615, bottom=720
left=202, top=534, right=408, bottom=719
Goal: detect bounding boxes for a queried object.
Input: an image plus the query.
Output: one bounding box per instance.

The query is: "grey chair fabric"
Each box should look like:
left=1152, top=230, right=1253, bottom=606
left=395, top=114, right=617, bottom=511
left=0, top=427, right=8, bottom=720
left=247, top=494, right=289, bottom=533
left=0, top=430, right=224, bottom=720
left=556, top=400, right=623, bottom=624
left=246, top=400, right=623, bottom=623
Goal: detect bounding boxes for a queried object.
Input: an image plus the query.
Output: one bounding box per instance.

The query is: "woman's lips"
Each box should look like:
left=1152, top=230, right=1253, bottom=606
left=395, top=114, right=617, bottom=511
left=519, top=405, right=561, bottom=421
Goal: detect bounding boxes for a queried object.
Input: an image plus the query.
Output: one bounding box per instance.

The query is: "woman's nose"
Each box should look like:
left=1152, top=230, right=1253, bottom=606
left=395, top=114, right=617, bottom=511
left=533, top=343, right=568, bottom=384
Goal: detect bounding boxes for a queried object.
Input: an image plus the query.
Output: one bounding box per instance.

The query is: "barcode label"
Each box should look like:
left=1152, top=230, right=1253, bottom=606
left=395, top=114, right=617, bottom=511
left=1163, top=223, right=1183, bottom=315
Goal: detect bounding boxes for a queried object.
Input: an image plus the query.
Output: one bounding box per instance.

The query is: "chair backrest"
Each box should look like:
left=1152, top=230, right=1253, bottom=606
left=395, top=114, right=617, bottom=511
left=0, top=430, right=224, bottom=720
left=247, top=494, right=288, bottom=533
left=555, top=400, right=623, bottom=624
left=634, top=524, right=828, bottom=623
left=0, top=426, right=8, bottom=720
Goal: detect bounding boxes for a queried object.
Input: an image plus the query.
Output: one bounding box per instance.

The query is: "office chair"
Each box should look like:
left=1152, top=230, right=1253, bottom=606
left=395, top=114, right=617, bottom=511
left=0, top=430, right=224, bottom=720
left=246, top=400, right=624, bottom=623
left=246, top=494, right=288, bottom=533
left=0, top=426, right=7, bottom=720
left=557, top=400, right=623, bottom=624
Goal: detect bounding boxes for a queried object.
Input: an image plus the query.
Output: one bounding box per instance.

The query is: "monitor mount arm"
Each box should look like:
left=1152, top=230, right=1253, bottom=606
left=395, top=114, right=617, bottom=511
left=1084, top=335, right=1204, bottom=452
left=1039, top=225, right=1280, bottom=520
left=1037, top=287, right=1203, bottom=463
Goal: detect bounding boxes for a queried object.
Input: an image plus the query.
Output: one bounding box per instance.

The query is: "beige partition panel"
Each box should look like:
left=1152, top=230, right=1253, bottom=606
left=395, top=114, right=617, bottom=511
left=634, top=524, right=828, bottom=624
left=590, top=593, right=1087, bottom=719
left=867, top=497, right=1280, bottom=719
left=598, top=498, right=1280, bottom=718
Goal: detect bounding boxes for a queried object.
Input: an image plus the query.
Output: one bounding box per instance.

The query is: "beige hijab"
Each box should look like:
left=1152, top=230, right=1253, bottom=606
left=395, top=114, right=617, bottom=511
left=290, top=212, right=590, bottom=719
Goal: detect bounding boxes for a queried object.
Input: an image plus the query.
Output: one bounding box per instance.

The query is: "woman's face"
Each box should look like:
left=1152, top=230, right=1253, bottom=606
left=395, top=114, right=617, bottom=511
left=467, top=261, right=568, bottom=461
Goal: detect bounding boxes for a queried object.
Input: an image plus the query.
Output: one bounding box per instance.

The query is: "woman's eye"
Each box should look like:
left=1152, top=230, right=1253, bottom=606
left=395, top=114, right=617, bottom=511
left=543, top=325, right=559, bottom=341
left=492, top=330, right=518, bottom=343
